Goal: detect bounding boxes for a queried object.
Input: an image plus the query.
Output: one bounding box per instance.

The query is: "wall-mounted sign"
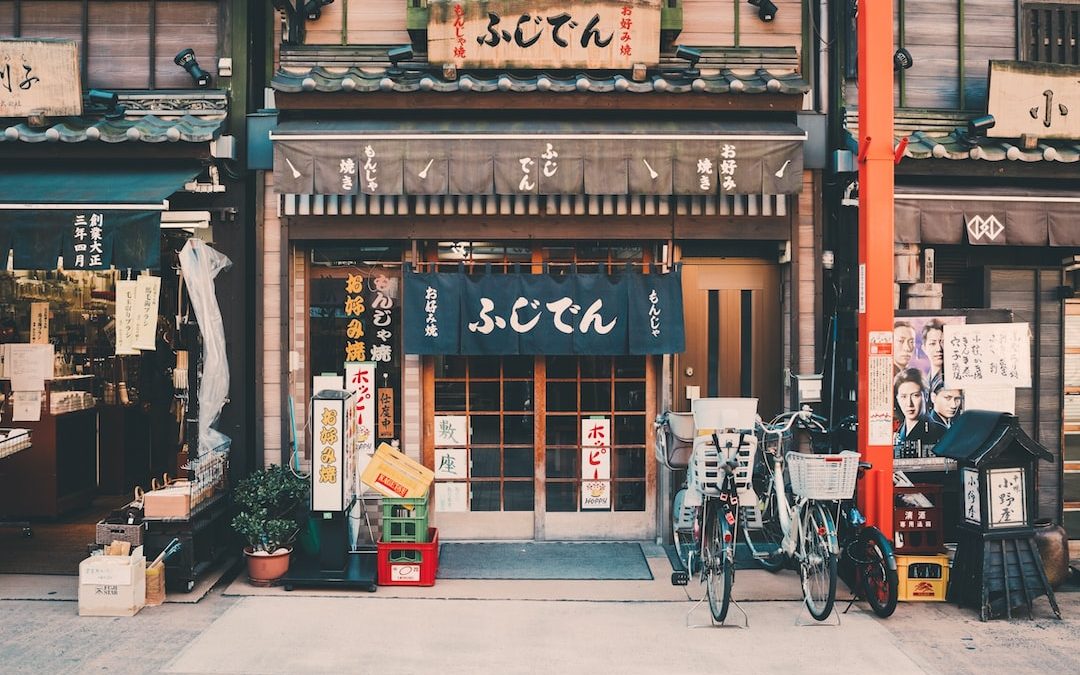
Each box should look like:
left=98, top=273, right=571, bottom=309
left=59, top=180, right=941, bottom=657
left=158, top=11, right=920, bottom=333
left=582, top=480, right=610, bottom=510
left=0, top=39, right=82, bottom=117
left=29, top=302, right=49, bottom=345
left=428, top=0, right=661, bottom=69
left=943, top=323, right=1031, bottom=389
left=987, top=61, right=1080, bottom=140
left=581, top=418, right=611, bottom=480
left=434, top=415, right=469, bottom=446
left=435, top=447, right=468, bottom=479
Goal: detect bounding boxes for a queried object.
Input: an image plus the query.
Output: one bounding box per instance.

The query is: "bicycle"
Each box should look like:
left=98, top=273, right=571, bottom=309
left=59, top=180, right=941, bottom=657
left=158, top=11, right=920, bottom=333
left=748, top=408, right=860, bottom=621
left=653, top=410, right=698, bottom=584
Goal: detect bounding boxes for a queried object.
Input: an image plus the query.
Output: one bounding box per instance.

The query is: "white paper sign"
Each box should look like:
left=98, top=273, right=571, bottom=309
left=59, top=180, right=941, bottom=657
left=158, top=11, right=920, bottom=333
left=6, top=344, right=52, bottom=392
left=987, top=468, right=1026, bottom=529
left=944, top=323, right=1031, bottom=388
left=434, top=415, right=469, bottom=447
left=11, top=391, right=42, bottom=422
left=963, top=468, right=980, bottom=524
left=434, top=448, right=468, bottom=479
left=29, top=302, right=49, bottom=345
left=133, top=275, right=161, bottom=350
left=115, top=279, right=140, bottom=355
left=582, top=480, right=611, bottom=510
left=962, top=386, right=1016, bottom=415
left=435, top=481, right=468, bottom=512
left=581, top=418, right=611, bottom=480
left=868, top=331, right=894, bottom=446
left=344, top=362, right=376, bottom=481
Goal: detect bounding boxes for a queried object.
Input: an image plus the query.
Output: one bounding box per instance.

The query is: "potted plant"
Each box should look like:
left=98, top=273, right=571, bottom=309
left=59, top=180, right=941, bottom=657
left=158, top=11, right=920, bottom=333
left=231, top=464, right=309, bottom=585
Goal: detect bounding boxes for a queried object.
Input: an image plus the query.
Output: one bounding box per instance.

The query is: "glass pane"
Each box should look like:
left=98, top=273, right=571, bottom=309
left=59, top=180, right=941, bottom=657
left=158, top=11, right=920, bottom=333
left=504, top=448, right=534, bottom=478
left=546, top=382, right=577, bottom=412
left=504, top=481, right=534, bottom=511
left=613, top=357, right=645, bottom=378
left=546, top=483, right=577, bottom=512
left=471, top=448, right=500, bottom=478
left=546, top=448, right=577, bottom=478
left=503, top=415, right=534, bottom=445
left=615, top=447, right=646, bottom=479
left=580, top=357, right=611, bottom=378
left=469, top=357, right=500, bottom=379
left=470, top=415, right=500, bottom=445
left=503, top=381, right=534, bottom=411
left=434, top=382, right=466, bottom=412
left=545, top=416, right=577, bottom=446
left=614, top=415, right=645, bottom=446
left=546, top=356, right=577, bottom=378
left=615, top=382, right=646, bottom=411
left=471, top=482, right=501, bottom=511
left=615, top=481, right=645, bottom=511
left=503, top=356, right=534, bottom=378
left=469, top=382, right=500, bottom=411
left=434, top=355, right=467, bottom=378
left=580, top=382, right=610, bottom=411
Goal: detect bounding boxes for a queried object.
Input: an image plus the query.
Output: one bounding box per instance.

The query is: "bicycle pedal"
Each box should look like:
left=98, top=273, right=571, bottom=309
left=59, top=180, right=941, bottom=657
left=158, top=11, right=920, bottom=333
left=670, top=571, right=689, bottom=586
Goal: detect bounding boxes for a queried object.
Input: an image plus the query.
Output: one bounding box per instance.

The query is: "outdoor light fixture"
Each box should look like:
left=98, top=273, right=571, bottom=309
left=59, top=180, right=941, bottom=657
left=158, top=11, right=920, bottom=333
left=387, top=45, right=414, bottom=76
left=86, top=89, right=126, bottom=120
left=956, top=114, right=996, bottom=149
left=303, top=0, right=334, bottom=21
left=174, top=49, right=212, bottom=88
left=748, top=0, right=778, bottom=22
left=893, top=47, right=914, bottom=71
left=674, top=45, right=702, bottom=78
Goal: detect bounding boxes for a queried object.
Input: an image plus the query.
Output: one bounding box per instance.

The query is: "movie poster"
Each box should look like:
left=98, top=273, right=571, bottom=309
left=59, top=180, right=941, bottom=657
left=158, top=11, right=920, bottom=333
left=892, top=316, right=966, bottom=457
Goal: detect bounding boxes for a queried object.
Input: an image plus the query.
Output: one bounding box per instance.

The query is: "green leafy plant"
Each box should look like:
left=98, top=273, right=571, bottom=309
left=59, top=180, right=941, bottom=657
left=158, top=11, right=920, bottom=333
left=230, top=464, right=309, bottom=553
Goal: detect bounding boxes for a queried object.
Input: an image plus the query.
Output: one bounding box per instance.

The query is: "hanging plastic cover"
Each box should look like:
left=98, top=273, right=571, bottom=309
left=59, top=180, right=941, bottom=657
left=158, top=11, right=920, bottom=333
left=178, top=238, right=233, bottom=455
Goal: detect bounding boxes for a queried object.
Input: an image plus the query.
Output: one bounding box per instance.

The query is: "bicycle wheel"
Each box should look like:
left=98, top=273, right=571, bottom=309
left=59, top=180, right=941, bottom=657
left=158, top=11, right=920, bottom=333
left=856, top=527, right=899, bottom=618
left=800, top=502, right=838, bottom=622
left=704, top=503, right=733, bottom=623
left=741, top=474, right=786, bottom=572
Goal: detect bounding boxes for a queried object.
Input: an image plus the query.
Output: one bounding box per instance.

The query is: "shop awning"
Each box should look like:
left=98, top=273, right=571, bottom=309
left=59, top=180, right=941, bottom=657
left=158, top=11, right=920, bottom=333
left=270, top=120, right=806, bottom=197
left=0, top=163, right=203, bottom=270
left=895, top=186, right=1080, bottom=247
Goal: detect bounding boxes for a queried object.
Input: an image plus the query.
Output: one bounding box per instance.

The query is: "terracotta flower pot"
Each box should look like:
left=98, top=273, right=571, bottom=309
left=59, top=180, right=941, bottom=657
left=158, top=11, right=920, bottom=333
left=244, top=546, right=292, bottom=586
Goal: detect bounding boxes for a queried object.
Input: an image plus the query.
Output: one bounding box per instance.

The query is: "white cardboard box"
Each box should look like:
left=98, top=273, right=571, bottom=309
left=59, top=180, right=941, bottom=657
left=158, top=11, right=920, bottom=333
left=78, top=546, right=146, bottom=617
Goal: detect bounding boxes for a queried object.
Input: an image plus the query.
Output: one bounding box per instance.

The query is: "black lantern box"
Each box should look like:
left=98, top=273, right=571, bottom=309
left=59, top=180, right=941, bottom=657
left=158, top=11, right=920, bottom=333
left=933, top=411, right=1060, bottom=620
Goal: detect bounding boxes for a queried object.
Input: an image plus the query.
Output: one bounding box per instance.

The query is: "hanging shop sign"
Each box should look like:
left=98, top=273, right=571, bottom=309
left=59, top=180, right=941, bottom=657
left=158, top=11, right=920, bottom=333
left=428, top=0, right=661, bottom=69
left=345, top=361, right=377, bottom=463
left=403, top=266, right=684, bottom=356
left=0, top=39, right=82, bottom=117
left=29, top=302, right=49, bottom=345
left=987, top=61, right=1080, bottom=140
left=0, top=210, right=161, bottom=271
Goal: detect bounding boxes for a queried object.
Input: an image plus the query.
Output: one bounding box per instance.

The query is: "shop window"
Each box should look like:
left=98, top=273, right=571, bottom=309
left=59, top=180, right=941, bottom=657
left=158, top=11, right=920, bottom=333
left=1024, top=2, right=1080, bottom=65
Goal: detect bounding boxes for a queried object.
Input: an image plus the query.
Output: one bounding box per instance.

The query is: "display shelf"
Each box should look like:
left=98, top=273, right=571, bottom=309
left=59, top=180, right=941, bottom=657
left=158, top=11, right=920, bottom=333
left=893, top=457, right=958, bottom=473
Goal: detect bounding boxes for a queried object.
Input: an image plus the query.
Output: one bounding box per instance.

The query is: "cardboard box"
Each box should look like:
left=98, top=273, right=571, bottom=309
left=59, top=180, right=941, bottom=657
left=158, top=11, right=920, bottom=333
left=78, top=546, right=146, bottom=617
left=360, top=443, right=434, bottom=499
left=143, top=484, right=191, bottom=519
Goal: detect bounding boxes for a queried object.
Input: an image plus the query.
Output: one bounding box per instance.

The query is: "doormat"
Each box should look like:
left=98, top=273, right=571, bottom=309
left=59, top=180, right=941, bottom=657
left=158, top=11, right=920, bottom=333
left=437, top=542, right=653, bottom=580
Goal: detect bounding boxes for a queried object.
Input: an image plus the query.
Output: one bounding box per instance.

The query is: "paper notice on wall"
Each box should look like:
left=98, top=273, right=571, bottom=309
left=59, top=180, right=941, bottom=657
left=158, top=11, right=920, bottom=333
left=12, top=390, right=42, bottom=422
left=29, top=302, right=49, bottom=345
left=133, top=275, right=161, bottom=350
left=434, top=415, right=468, bottom=447
left=868, top=331, right=894, bottom=446
left=962, top=386, right=1016, bottom=415
left=115, top=279, right=140, bottom=355
left=434, top=447, right=467, bottom=479
left=581, top=417, right=611, bottom=480
left=944, top=323, right=1031, bottom=388
left=7, top=343, right=53, bottom=391
left=435, top=481, right=468, bottom=512
left=582, top=480, right=611, bottom=510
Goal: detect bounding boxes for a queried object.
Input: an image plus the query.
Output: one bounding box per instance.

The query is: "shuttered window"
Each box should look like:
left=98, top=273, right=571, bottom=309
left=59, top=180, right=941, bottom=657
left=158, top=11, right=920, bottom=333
left=1025, top=2, right=1080, bottom=65
left=0, top=0, right=220, bottom=89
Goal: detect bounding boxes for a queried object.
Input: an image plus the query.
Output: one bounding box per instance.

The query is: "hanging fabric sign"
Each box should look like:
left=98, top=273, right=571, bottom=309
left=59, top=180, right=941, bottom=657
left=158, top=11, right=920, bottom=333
left=403, top=266, right=685, bottom=356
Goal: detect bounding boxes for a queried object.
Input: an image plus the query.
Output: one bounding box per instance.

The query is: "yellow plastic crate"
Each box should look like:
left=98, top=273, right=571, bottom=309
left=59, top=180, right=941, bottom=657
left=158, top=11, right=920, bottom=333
left=897, top=554, right=950, bottom=602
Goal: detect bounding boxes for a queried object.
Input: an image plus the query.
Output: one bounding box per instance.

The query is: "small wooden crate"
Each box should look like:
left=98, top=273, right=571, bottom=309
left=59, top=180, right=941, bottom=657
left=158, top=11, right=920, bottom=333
left=893, top=484, right=944, bottom=554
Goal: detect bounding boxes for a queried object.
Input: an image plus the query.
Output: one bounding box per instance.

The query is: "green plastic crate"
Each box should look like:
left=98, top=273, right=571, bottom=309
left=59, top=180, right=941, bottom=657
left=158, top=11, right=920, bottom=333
left=380, top=494, right=430, bottom=543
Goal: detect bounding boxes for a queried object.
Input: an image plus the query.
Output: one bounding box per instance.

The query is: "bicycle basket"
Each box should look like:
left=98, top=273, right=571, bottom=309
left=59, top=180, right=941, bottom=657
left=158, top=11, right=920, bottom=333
left=786, top=451, right=860, bottom=500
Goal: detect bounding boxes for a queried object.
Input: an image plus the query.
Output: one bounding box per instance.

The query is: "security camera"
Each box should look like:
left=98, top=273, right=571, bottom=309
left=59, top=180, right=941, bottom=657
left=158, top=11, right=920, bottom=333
left=303, top=0, right=334, bottom=21
left=893, top=47, right=914, bottom=71
left=748, top=0, right=778, bottom=22
left=387, top=45, right=414, bottom=76
left=174, top=49, right=211, bottom=88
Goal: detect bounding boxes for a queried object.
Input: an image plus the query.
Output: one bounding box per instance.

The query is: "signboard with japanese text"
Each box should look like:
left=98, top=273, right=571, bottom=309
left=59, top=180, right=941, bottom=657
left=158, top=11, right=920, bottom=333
left=311, top=392, right=358, bottom=513
left=115, top=279, right=139, bottom=355
left=963, top=468, right=980, bottom=525
left=581, top=418, right=611, bottom=481
left=0, top=39, right=82, bottom=117
left=345, top=362, right=377, bottom=473
left=435, top=447, right=468, bottom=479
left=29, top=302, right=48, bottom=345
left=987, top=61, right=1080, bottom=140
left=133, top=275, right=160, bottom=350
left=943, top=323, right=1031, bottom=389
left=428, top=0, right=661, bottom=69
left=404, top=268, right=685, bottom=356
left=986, top=468, right=1026, bottom=529
left=434, top=415, right=469, bottom=447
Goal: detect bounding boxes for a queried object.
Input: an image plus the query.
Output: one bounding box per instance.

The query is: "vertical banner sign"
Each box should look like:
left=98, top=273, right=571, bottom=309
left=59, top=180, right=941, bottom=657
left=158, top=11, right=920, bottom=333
left=867, top=331, right=893, bottom=446
left=343, top=273, right=368, bottom=363
left=115, top=279, right=140, bottom=355
left=133, top=275, right=161, bottom=350
left=581, top=417, right=611, bottom=510
left=312, top=397, right=344, bottom=512
left=345, top=362, right=377, bottom=489
left=29, top=302, right=49, bottom=344
left=963, top=468, right=980, bottom=525
left=377, top=387, right=395, bottom=438
left=368, top=270, right=399, bottom=445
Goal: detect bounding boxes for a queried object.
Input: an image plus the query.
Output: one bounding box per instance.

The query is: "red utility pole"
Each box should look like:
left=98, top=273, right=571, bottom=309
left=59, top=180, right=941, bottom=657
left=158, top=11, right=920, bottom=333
left=856, top=0, right=895, bottom=538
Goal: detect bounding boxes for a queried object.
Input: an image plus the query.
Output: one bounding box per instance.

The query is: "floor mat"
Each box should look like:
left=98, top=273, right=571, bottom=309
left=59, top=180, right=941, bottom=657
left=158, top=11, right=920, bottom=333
left=0, top=495, right=127, bottom=576
left=437, top=542, right=654, bottom=580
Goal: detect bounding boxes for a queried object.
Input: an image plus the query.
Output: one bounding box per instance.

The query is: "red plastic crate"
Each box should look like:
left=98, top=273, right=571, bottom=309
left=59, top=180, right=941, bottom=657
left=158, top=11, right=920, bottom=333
left=377, top=527, right=439, bottom=586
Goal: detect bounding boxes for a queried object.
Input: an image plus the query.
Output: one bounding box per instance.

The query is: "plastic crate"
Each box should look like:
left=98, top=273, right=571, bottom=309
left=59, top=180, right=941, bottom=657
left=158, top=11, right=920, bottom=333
left=377, top=527, right=439, bottom=586
left=787, top=451, right=860, bottom=500
left=380, top=493, right=430, bottom=543
left=893, top=484, right=944, bottom=554
left=897, top=553, right=950, bottom=602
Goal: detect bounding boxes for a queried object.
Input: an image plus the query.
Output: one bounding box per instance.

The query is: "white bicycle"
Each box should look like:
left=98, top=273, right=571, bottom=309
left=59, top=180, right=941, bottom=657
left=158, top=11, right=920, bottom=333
left=748, top=408, right=860, bottom=621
